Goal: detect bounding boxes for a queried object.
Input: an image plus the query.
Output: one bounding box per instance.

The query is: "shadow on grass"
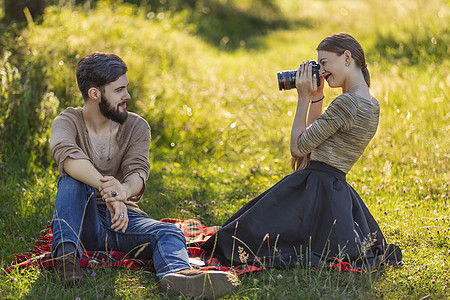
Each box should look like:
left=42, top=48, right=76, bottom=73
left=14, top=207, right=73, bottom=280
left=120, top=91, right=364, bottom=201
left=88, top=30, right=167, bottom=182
left=176, top=1, right=313, bottom=51
left=77, top=0, right=313, bottom=51
left=20, top=266, right=160, bottom=299
left=369, top=29, right=448, bottom=65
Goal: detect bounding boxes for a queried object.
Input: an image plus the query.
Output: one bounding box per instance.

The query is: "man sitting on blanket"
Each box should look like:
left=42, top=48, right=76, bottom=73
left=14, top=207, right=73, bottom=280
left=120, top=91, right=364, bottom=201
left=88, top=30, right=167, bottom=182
left=50, top=52, right=237, bottom=298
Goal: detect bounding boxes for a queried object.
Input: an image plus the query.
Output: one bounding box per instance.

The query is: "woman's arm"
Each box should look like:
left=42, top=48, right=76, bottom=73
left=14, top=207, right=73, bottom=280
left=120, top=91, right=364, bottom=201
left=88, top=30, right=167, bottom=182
left=297, top=95, right=357, bottom=155
left=290, top=62, right=324, bottom=157
left=307, top=98, right=324, bottom=126
left=290, top=94, right=310, bottom=158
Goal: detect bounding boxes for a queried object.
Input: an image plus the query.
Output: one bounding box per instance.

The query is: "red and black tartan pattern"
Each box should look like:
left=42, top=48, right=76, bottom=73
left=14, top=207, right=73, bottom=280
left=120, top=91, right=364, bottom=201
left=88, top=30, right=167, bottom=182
left=5, top=218, right=359, bottom=275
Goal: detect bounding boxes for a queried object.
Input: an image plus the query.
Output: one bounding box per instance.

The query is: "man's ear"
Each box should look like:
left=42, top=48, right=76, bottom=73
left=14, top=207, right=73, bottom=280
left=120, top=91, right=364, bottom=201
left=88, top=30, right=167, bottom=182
left=88, top=87, right=101, bottom=101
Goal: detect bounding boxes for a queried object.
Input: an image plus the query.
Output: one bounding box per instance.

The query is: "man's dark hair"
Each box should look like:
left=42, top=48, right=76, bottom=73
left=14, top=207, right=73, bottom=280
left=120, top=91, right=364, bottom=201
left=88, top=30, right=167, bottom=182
left=76, top=52, right=128, bottom=100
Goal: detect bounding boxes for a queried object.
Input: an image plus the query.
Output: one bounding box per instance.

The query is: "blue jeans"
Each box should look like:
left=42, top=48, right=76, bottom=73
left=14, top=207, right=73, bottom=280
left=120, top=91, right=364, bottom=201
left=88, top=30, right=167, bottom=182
left=51, top=175, right=191, bottom=278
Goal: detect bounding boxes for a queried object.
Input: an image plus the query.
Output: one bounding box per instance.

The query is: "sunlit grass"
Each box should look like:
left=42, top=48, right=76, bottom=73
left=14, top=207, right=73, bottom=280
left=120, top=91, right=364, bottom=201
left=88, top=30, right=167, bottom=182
left=0, top=0, right=448, bottom=299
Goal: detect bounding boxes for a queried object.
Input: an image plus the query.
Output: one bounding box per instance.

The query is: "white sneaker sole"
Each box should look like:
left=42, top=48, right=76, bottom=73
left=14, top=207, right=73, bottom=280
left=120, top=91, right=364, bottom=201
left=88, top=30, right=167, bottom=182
left=160, top=270, right=238, bottom=299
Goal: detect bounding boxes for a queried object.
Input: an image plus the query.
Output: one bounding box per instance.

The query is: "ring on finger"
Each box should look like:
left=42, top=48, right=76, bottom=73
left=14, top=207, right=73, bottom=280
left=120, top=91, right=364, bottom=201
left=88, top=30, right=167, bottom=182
left=111, top=190, right=117, bottom=197
left=119, top=212, right=124, bottom=218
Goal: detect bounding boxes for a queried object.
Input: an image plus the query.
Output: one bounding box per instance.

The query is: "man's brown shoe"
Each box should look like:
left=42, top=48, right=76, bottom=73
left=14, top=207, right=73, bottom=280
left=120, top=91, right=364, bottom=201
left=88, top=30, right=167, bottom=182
left=54, top=252, right=83, bottom=285
left=160, top=269, right=239, bottom=299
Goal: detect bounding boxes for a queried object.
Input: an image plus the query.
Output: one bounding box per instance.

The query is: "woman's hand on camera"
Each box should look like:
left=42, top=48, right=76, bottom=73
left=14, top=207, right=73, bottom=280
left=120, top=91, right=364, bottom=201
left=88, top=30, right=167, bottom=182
left=295, top=61, right=323, bottom=101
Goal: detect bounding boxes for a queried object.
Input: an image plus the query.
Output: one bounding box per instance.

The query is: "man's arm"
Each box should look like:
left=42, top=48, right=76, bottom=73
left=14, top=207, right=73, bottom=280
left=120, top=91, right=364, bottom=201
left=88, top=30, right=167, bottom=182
left=122, top=173, right=145, bottom=199
left=64, top=157, right=130, bottom=232
left=64, top=157, right=143, bottom=203
left=63, top=157, right=103, bottom=190
left=100, top=173, right=144, bottom=203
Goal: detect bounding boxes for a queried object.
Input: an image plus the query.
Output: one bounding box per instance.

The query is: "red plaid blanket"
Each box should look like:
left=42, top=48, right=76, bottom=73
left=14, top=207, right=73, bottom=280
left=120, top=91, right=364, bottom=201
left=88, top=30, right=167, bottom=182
left=5, top=218, right=359, bottom=275
left=4, top=219, right=262, bottom=275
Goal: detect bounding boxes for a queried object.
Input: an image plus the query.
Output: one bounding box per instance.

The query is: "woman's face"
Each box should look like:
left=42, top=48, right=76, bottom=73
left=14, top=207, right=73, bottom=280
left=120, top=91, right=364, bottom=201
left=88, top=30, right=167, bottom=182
left=317, top=50, right=348, bottom=88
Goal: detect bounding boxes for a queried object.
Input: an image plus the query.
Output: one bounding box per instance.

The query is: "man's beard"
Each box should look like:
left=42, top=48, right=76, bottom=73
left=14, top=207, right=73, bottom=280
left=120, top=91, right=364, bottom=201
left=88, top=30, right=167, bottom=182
left=99, top=94, right=128, bottom=124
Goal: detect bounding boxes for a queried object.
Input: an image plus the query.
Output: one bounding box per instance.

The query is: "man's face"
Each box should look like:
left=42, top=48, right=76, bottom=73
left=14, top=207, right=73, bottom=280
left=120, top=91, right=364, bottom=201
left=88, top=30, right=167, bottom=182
left=99, top=74, right=130, bottom=124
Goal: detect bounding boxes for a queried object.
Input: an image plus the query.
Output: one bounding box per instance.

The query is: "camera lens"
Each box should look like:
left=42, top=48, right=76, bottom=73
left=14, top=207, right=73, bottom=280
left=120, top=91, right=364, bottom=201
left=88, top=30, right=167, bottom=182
left=277, top=70, right=297, bottom=91
left=277, top=61, right=321, bottom=91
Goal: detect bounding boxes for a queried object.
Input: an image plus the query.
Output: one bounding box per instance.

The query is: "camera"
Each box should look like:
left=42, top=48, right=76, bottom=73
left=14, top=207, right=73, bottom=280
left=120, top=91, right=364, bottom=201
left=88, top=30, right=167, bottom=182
left=277, top=61, right=320, bottom=91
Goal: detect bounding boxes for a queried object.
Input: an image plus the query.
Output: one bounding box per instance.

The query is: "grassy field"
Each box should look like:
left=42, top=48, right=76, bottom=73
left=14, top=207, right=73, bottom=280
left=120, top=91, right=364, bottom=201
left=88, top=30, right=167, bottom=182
left=0, top=0, right=448, bottom=299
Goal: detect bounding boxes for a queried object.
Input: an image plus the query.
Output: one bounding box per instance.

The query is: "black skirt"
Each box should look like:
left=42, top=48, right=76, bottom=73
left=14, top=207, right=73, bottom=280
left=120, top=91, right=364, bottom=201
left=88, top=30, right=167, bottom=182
left=201, top=161, right=402, bottom=269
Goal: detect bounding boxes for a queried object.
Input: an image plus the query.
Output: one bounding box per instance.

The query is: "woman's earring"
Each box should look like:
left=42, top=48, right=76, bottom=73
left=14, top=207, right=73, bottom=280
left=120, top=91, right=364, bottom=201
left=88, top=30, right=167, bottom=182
left=345, top=63, right=350, bottom=67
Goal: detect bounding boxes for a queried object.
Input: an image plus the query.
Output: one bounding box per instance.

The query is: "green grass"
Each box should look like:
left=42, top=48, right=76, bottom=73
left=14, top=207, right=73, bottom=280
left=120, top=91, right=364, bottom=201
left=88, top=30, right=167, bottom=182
left=0, top=0, right=449, bottom=299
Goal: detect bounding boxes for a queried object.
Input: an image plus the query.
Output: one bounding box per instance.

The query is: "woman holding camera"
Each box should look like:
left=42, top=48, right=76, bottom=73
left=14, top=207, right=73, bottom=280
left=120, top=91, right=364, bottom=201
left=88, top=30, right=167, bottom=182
left=202, top=33, right=402, bottom=270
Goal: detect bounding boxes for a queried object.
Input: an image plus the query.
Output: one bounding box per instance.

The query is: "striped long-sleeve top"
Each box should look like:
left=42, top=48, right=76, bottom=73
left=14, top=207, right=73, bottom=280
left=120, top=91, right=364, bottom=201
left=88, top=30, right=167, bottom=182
left=297, top=93, right=380, bottom=174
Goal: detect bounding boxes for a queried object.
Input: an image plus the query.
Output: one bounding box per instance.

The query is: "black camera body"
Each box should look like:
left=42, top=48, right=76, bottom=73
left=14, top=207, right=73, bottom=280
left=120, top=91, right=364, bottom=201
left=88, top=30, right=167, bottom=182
left=277, top=61, right=320, bottom=91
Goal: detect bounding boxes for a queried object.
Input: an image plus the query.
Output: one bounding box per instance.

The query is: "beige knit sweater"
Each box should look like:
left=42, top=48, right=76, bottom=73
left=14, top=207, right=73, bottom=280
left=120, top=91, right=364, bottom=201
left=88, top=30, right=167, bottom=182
left=298, top=93, right=379, bottom=174
left=50, top=107, right=151, bottom=214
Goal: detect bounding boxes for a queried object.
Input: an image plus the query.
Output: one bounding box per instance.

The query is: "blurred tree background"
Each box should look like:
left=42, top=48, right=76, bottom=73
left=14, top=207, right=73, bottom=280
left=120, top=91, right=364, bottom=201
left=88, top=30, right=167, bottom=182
left=0, top=1, right=448, bottom=298
left=0, top=0, right=447, bottom=190
left=0, top=0, right=447, bottom=201
left=0, top=0, right=300, bottom=178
